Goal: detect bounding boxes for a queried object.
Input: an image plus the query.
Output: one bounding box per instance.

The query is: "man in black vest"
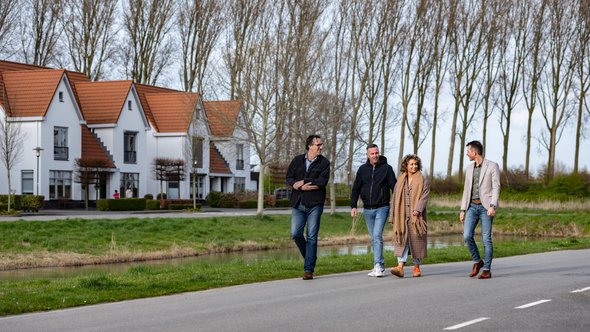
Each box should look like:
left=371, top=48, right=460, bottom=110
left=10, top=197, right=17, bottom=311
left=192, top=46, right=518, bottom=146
left=286, top=135, right=331, bottom=280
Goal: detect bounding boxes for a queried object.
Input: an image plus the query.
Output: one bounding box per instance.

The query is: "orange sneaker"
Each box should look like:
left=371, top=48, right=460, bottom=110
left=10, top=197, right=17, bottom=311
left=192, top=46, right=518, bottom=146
left=413, top=266, right=421, bottom=277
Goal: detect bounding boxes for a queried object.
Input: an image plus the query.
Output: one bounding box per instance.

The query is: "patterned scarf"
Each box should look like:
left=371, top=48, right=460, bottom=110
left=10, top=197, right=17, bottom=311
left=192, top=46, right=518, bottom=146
left=391, top=171, right=427, bottom=245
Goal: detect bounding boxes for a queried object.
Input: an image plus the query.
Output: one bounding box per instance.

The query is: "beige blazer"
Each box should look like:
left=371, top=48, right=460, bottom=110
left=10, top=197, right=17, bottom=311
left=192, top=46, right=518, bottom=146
left=460, top=159, right=501, bottom=210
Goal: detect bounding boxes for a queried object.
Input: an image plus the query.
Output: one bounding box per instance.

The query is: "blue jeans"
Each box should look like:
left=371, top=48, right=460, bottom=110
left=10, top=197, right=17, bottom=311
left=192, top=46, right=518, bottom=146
left=397, top=242, right=422, bottom=265
left=363, top=206, right=389, bottom=268
left=463, top=203, right=494, bottom=270
left=291, top=203, right=323, bottom=273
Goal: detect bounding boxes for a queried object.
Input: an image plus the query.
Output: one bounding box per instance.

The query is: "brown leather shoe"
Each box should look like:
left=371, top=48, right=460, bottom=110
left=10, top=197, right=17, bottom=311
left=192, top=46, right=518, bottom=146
left=469, top=260, right=484, bottom=277
left=390, top=266, right=404, bottom=278
left=478, top=270, right=492, bottom=279
left=303, top=271, right=313, bottom=280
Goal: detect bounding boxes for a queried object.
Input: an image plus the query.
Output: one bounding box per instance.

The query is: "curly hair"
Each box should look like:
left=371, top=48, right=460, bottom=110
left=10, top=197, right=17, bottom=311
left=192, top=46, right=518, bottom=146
left=399, top=154, right=423, bottom=173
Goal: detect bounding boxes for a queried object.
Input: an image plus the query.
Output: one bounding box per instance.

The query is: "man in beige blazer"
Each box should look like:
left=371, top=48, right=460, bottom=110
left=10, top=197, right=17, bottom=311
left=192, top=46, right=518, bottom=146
left=459, top=141, right=501, bottom=279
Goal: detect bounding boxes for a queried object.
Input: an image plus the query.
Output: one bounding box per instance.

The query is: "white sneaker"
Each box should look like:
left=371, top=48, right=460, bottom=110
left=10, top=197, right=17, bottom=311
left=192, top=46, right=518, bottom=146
left=368, top=264, right=384, bottom=277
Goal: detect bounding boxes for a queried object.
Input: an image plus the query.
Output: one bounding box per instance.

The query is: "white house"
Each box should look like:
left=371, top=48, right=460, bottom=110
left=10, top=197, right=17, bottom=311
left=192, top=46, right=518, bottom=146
left=0, top=59, right=257, bottom=207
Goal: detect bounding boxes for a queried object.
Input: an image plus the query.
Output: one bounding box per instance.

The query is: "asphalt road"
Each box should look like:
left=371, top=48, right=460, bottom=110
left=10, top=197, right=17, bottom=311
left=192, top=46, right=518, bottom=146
left=1, top=249, right=588, bottom=331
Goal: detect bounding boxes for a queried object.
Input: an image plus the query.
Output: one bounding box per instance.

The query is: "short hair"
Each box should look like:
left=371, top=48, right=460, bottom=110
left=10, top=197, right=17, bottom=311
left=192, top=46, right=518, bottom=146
left=466, top=140, right=484, bottom=156
left=366, top=143, right=379, bottom=150
left=305, top=135, right=321, bottom=150
left=399, top=154, right=423, bottom=173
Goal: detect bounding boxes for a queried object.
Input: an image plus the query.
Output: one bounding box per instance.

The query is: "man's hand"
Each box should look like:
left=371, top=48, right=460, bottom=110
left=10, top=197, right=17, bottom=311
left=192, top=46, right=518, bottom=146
left=293, top=180, right=304, bottom=190
left=301, top=182, right=318, bottom=191
left=459, top=211, right=465, bottom=223
left=351, top=207, right=357, bottom=218
left=487, top=207, right=496, bottom=217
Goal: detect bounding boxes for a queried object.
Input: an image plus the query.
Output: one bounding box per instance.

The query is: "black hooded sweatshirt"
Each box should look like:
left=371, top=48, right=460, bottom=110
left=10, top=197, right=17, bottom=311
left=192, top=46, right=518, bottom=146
left=350, top=156, right=396, bottom=209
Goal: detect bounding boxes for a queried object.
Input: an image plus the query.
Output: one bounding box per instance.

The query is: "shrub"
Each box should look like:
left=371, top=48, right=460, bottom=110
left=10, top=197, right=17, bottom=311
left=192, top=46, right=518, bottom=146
left=169, top=203, right=201, bottom=211
left=144, top=194, right=154, bottom=200
left=165, top=199, right=197, bottom=210
left=275, top=198, right=291, bottom=207
left=335, top=198, right=350, bottom=206
left=146, top=200, right=160, bottom=210
left=218, top=193, right=238, bottom=208
left=20, top=195, right=44, bottom=212
left=96, top=198, right=146, bottom=211
left=549, top=173, right=589, bottom=197
left=264, top=195, right=276, bottom=207
left=238, top=200, right=258, bottom=209
left=206, top=191, right=223, bottom=207
left=430, top=176, right=461, bottom=194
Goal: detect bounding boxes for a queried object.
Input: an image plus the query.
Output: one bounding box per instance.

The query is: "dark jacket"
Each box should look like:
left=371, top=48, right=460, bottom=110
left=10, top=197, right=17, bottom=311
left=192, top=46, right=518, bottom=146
left=350, top=156, right=396, bottom=209
left=286, top=153, right=331, bottom=208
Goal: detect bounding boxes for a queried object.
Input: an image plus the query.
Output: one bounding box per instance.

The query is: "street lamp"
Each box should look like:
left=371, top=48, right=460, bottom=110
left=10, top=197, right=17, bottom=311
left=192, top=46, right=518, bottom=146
left=192, top=159, right=198, bottom=209
left=33, top=147, right=44, bottom=195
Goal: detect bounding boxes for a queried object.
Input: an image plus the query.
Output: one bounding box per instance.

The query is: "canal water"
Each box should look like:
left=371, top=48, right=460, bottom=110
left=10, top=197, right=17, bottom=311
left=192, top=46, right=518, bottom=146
left=0, top=234, right=527, bottom=281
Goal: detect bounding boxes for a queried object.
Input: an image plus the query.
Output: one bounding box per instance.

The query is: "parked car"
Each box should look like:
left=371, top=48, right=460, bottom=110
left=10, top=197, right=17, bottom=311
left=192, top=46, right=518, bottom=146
left=274, top=187, right=292, bottom=199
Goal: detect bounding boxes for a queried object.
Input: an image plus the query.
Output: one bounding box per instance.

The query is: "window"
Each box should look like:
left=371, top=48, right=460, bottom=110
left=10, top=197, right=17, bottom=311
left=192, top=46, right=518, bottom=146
left=58, top=91, right=64, bottom=102
left=120, top=173, right=139, bottom=198
left=49, top=170, right=72, bottom=199
left=236, top=144, right=244, bottom=170
left=128, top=100, right=132, bottom=110
left=234, top=177, right=246, bottom=192
left=167, top=181, right=179, bottom=199
left=21, top=170, right=34, bottom=194
left=53, top=127, right=69, bottom=160
left=124, top=132, right=137, bottom=163
left=192, top=136, right=203, bottom=168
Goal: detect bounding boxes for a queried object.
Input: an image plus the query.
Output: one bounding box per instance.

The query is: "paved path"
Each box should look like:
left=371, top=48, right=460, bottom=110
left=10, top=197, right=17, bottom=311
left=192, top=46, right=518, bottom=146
left=1, top=249, right=589, bottom=331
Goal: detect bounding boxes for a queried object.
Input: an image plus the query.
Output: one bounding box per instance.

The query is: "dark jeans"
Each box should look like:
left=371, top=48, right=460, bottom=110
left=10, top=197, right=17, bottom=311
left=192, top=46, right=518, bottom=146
left=290, top=203, right=323, bottom=273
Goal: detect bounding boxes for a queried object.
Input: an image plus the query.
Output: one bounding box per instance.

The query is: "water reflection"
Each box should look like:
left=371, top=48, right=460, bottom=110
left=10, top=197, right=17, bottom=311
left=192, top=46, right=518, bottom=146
left=0, top=234, right=525, bottom=281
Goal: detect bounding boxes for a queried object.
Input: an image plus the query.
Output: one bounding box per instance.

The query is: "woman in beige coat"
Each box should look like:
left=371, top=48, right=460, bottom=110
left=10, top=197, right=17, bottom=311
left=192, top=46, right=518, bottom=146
left=389, top=154, right=430, bottom=277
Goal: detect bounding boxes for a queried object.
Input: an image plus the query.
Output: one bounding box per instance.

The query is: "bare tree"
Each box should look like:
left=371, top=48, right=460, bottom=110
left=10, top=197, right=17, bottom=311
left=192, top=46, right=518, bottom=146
left=522, top=0, right=548, bottom=179
left=538, top=0, right=577, bottom=181
left=60, top=0, right=118, bottom=81
left=0, top=0, right=19, bottom=57
left=178, top=0, right=224, bottom=93
left=152, top=157, right=185, bottom=206
left=20, top=0, right=62, bottom=66
left=0, top=115, right=25, bottom=211
left=446, top=0, right=486, bottom=180
left=428, top=0, right=450, bottom=180
left=573, top=0, right=590, bottom=173
left=497, top=0, right=527, bottom=183
left=122, top=0, right=175, bottom=85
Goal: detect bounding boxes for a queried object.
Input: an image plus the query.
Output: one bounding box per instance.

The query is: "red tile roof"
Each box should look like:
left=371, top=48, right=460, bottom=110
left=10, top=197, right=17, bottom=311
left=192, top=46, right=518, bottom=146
left=1, top=69, right=64, bottom=117
left=204, top=100, right=242, bottom=137
left=81, top=125, right=116, bottom=168
left=74, top=80, right=133, bottom=124
left=145, top=92, right=199, bottom=132
left=209, top=143, right=232, bottom=175
left=135, top=83, right=179, bottom=132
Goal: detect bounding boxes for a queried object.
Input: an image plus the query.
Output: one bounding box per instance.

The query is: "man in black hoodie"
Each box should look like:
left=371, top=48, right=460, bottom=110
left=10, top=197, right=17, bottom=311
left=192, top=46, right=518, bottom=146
left=351, top=144, right=397, bottom=277
left=286, top=135, right=331, bottom=280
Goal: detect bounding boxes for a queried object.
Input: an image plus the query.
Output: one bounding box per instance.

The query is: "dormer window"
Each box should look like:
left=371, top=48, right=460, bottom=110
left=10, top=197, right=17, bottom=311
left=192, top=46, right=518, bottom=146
left=58, top=91, right=64, bottom=102
left=128, top=100, right=132, bottom=110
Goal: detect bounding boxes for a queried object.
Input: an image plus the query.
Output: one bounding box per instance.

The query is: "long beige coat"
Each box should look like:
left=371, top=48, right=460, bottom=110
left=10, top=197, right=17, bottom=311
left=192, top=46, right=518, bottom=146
left=390, top=174, right=430, bottom=259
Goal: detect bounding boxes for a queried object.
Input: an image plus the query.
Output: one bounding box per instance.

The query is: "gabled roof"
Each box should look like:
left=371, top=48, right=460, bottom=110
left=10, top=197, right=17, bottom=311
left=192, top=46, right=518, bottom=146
left=204, top=100, right=242, bottom=137
left=1, top=69, right=65, bottom=117
left=209, top=143, right=232, bottom=175
left=81, top=125, right=116, bottom=168
left=74, top=80, right=133, bottom=124
left=145, top=92, right=199, bottom=133
left=0, top=60, right=90, bottom=112
left=135, top=83, right=179, bottom=132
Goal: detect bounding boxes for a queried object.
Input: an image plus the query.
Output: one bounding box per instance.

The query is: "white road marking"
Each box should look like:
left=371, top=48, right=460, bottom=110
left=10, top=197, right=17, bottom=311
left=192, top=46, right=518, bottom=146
left=515, top=299, right=552, bottom=309
left=571, top=286, right=590, bottom=293
left=443, top=317, right=490, bottom=330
